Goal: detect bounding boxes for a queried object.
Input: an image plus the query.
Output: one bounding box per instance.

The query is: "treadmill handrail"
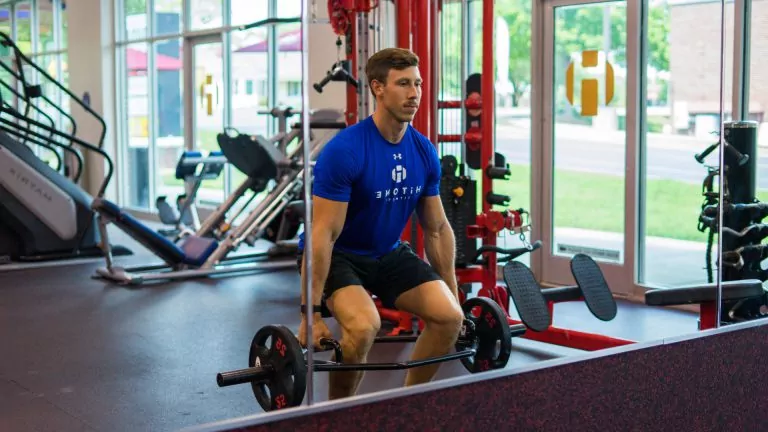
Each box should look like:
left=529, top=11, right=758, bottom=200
left=0, top=58, right=78, bottom=143
left=0, top=110, right=113, bottom=197
left=0, top=32, right=95, bottom=149
left=1, top=100, right=84, bottom=176
left=0, top=84, right=78, bottom=179
left=0, top=120, right=83, bottom=179
left=0, top=99, right=68, bottom=176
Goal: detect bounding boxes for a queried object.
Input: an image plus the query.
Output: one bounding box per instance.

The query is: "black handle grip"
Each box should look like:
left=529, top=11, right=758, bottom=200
left=338, top=69, right=359, bottom=88
left=472, top=240, right=543, bottom=264
left=695, top=142, right=719, bottom=163
left=487, top=192, right=510, bottom=206
left=487, top=165, right=511, bottom=180
left=722, top=224, right=768, bottom=244
left=292, top=121, right=347, bottom=130
left=313, top=73, right=333, bottom=93
left=725, top=143, right=749, bottom=166
left=497, top=240, right=543, bottom=262
left=318, top=337, right=343, bottom=362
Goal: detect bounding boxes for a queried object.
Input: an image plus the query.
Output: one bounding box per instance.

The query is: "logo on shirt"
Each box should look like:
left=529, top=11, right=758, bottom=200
left=376, top=185, right=422, bottom=201
left=375, top=152, right=421, bottom=202
left=392, top=165, right=407, bottom=183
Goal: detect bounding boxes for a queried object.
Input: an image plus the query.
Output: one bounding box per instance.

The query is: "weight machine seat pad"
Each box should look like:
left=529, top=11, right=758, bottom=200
left=93, top=198, right=186, bottom=266
left=175, top=150, right=203, bottom=180
left=217, top=133, right=280, bottom=180
left=502, top=261, right=551, bottom=333
left=570, top=254, right=618, bottom=321
left=645, top=279, right=766, bottom=306
left=177, top=235, right=219, bottom=267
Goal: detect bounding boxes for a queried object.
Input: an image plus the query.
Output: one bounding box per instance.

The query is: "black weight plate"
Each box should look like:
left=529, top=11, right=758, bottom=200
left=458, top=297, right=512, bottom=373
left=441, top=155, right=458, bottom=178
left=249, top=325, right=307, bottom=411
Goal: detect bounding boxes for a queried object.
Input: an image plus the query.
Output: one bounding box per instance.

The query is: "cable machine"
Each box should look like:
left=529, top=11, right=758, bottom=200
left=312, top=0, right=535, bottom=336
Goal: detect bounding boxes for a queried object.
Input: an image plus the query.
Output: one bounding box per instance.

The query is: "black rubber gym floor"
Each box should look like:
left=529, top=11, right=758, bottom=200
left=0, top=232, right=699, bottom=432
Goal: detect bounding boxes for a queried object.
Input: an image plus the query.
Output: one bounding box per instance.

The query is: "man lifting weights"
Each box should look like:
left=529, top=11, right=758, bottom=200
left=297, top=47, right=464, bottom=400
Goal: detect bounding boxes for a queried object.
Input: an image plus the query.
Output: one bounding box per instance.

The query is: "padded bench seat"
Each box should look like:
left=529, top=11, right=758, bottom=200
left=93, top=198, right=218, bottom=267
left=645, top=279, right=766, bottom=306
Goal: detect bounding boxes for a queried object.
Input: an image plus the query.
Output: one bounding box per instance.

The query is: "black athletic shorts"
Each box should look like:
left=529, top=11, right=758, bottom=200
left=297, top=242, right=443, bottom=309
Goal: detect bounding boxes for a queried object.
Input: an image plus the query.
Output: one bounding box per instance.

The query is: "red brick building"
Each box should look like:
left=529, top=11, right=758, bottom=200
left=669, top=0, right=764, bottom=133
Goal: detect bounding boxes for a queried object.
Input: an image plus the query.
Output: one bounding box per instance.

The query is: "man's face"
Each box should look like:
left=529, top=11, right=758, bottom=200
left=373, top=66, right=422, bottom=123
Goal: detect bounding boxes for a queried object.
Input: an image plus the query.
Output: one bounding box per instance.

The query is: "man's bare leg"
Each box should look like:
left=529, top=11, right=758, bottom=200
left=394, top=280, right=464, bottom=386
left=325, top=285, right=381, bottom=399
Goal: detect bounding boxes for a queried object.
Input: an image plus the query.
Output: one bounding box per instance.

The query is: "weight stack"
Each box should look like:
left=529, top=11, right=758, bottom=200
left=722, top=121, right=760, bottom=282
left=440, top=156, right=477, bottom=268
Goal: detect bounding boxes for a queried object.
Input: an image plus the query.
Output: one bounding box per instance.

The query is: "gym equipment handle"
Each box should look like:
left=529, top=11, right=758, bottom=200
left=695, top=141, right=749, bottom=166
left=313, top=73, right=334, bottom=93
left=238, top=17, right=301, bottom=31
left=217, top=364, right=275, bottom=387
left=216, top=348, right=481, bottom=386
left=486, top=165, right=511, bottom=180
left=487, top=192, right=510, bottom=206
left=292, top=121, right=348, bottom=130
left=473, top=240, right=542, bottom=264
left=314, top=349, right=477, bottom=372
left=726, top=143, right=749, bottom=166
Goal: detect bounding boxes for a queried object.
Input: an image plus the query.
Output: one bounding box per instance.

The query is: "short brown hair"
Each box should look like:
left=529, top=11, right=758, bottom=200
left=365, top=48, right=420, bottom=96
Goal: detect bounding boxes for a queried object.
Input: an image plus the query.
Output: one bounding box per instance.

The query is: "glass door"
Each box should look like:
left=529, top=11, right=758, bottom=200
left=536, top=0, right=637, bottom=295
left=184, top=35, right=225, bottom=204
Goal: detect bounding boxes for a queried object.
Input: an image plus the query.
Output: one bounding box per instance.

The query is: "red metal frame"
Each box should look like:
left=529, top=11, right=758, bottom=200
left=699, top=302, right=717, bottom=330
left=396, top=0, right=411, bottom=49
left=346, top=18, right=358, bottom=125
left=326, top=0, right=637, bottom=348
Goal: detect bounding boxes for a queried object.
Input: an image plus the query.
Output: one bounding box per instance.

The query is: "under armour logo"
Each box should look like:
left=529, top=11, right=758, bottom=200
left=392, top=165, right=407, bottom=183
left=393, top=153, right=402, bottom=160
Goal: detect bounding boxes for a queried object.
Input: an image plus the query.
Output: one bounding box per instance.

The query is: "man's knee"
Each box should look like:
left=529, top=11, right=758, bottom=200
left=340, top=314, right=381, bottom=358
left=427, top=302, right=464, bottom=335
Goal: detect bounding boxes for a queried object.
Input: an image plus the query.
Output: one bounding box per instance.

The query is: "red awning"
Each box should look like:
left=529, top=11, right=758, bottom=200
left=126, top=47, right=182, bottom=71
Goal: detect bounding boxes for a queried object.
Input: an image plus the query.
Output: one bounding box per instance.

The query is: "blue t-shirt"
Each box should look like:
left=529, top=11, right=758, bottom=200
left=298, top=116, right=441, bottom=258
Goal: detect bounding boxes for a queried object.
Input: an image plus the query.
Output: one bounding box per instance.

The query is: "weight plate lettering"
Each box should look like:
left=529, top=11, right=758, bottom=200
left=248, top=325, right=307, bottom=411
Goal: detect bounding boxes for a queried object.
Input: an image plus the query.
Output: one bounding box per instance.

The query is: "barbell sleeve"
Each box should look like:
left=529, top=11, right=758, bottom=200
left=216, top=364, right=274, bottom=387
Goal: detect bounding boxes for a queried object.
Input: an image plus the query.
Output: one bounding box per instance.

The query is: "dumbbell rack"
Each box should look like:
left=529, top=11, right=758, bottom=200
left=720, top=122, right=768, bottom=283
left=698, top=121, right=768, bottom=287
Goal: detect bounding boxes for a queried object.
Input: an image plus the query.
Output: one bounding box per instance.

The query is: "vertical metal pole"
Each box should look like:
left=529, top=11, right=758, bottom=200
left=716, top=0, right=726, bottom=328
left=268, top=0, right=278, bottom=136
left=413, top=0, right=431, bottom=138
left=431, top=0, right=439, bottom=146
left=347, top=17, right=359, bottom=125
left=466, top=0, right=475, bottom=73
left=481, top=0, right=495, bottom=288
left=360, top=12, right=370, bottom=118
left=460, top=0, right=468, bottom=166
left=300, top=0, right=314, bottom=405
left=397, top=0, right=411, bottom=49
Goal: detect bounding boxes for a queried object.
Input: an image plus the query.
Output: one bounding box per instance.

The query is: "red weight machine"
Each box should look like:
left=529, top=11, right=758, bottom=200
left=370, top=0, right=536, bottom=336
left=319, top=0, right=633, bottom=353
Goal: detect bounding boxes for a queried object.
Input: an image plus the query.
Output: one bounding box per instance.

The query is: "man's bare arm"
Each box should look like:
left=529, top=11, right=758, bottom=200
left=301, top=196, right=348, bottom=318
left=417, top=195, right=458, bottom=300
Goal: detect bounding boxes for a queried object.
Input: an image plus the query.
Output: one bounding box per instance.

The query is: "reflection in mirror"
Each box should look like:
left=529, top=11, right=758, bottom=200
left=641, top=0, right=734, bottom=288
